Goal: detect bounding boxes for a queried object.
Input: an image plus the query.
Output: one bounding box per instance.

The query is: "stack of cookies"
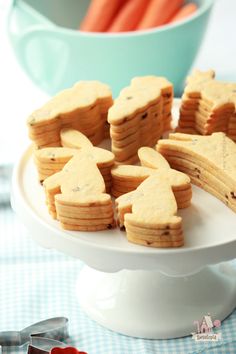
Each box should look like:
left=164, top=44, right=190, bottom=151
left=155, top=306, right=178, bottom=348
left=111, top=147, right=192, bottom=206
left=177, top=69, right=214, bottom=134
left=177, top=70, right=236, bottom=140
left=43, top=152, right=115, bottom=230
left=131, top=76, right=173, bottom=131
left=27, top=81, right=113, bottom=148
left=60, top=128, right=114, bottom=193
left=34, top=129, right=115, bottom=192
left=115, top=171, right=191, bottom=248
left=34, top=147, right=76, bottom=183
left=108, top=76, right=173, bottom=164
left=138, top=147, right=192, bottom=209
left=157, top=132, right=236, bottom=213
left=111, top=165, right=156, bottom=197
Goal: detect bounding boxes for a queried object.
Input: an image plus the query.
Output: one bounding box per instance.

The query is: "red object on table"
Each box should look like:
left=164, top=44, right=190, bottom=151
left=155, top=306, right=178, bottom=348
left=50, top=347, right=87, bottom=354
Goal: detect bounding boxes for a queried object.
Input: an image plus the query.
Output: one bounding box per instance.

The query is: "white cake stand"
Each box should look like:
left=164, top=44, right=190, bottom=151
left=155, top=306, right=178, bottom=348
left=11, top=102, right=236, bottom=340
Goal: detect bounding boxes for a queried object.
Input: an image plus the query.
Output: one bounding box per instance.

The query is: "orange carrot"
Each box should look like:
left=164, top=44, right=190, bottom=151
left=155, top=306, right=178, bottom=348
left=137, top=0, right=184, bottom=30
left=107, top=0, right=150, bottom=32
left=169, top=3, right=197, bottom=23
left=80, top=0, right=127, bottom=32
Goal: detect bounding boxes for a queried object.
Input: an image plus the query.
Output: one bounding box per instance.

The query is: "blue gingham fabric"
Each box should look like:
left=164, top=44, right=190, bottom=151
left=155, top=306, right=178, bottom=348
left=0, top=206, right=236, bottom=354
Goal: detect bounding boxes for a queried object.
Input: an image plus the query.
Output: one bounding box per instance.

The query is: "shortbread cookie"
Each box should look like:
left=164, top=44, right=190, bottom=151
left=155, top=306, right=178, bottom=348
left=111, top=147, right=192, bottom=206
left=156, top=132, right=236, bottom=212
left=34, top=147, right=78, bottom=183
left=108, top=76, right=173, bottom=164
left=114, top=149, right=191, bottom=248
left=186, top=69, right=215, bottom=85
left=61, top=223, right=115, bottom=231
left=60, top=128, right=93, bottom=148
left=163, top=155, right=236, bottom=210
left=60, top=128, right=114, bottom=192
left=43, top=151, right=114, bottom=230
left=177, top=69, right=236, bottom=140
left=27, top=81, right=113, bottom=148
left=111, top=165, right=157, bottom=197
left=131, top=76, right=173, bottom=131
left=42, top=143, right=115, bottom=219
left=138, top=146, right=170, bottom=169
left=34, top=129, right=115, bottom=192
left=115, top=175, right=185, bottom=248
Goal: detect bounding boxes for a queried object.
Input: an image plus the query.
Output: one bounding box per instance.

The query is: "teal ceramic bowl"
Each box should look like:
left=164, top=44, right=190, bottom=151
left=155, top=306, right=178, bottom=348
left=8, top=0, right=214, bottom=97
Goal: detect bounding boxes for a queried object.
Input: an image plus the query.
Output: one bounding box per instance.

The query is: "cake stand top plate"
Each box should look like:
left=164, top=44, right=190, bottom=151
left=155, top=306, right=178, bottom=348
left=12, top=101, right=236, bottom=276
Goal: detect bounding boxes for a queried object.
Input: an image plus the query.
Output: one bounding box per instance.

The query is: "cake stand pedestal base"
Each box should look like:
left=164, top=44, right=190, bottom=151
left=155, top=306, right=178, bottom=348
left=77, top=263, right=236, bottom=339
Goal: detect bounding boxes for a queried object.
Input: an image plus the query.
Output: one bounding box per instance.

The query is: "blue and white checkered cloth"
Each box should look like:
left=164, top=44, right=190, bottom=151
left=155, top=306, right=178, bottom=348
left=0, top=206, right=235, bottom=354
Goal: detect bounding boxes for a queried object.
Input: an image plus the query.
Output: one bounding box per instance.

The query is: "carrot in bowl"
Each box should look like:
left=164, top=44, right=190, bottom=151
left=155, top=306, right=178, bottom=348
left=137, top=0, right=184, bottom=30
left=107, top=0, right=150, bottom=32
left=80, top=0, right=127, bottom=32
left=169, top=3, right=198, bottom=23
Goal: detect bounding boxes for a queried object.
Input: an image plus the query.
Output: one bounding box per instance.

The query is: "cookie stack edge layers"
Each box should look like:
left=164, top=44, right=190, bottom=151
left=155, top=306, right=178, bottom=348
left=108, top=76, right=173, bottom=164
left=157, top=132, right=236, bottom=213
left=43, top=152, right=115, bottom=231
left=177, top=69, right=236, bottom=141
left=27, top=81, right=113, bottom=148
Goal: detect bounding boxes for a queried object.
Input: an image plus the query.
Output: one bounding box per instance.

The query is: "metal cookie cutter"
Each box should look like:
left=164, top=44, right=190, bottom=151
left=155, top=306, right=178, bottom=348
left=28, top=337, right=67, bottom=354
left=0, top=317, right=69, bottom=353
